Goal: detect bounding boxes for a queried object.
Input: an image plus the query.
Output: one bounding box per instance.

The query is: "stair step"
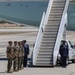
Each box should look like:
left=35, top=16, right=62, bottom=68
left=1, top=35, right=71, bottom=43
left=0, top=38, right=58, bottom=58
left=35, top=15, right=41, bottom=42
left=53, top=0, right=66, bottom=3
left=46, top=25, right=59, bottom=27
left=44, top=31, right=57, bottom=34
left=40, top=47, right=53, bottom=50
left=41, top=43, right=55, bottom=46
left=53, top=2, right=65, bottom=4
left=42, top=39, right=56, bottom=42
left=40, top=46, right=54, bottom=49
left=43, top=33, right=57, bottom=36
left=45, top=27, right=59, bottom=30
left=52, top=7, right=64, bottom=9
left=35, top=63, right=53, bottom=66
left=38, top=56, right=53, bottom=58
left=53, top=1, right=66, bottom=3
left=41, top=43, right=54, bottom=46
left=47, top=21, right=60, bottom=25
left=38, top=53, right=53, bottom=57
left=37, top=55, right=53, bottom=59
left=37, top=60, right=53, bottom=63
left=36, top=59, right=53, bottom=62
left=51, top=10, right=63, bottom=13
left=41, top=39, right=55, bottom=42
left=41, top=43, right=54, bottom=47
left=48, top=17, right=61, bottom=21
left=39, top=49, right=53, bottom=53
left=50, top=13, right=62, bottom=16
left=37, top=58, right=53, bottom=62
left=52, top=4, right=65, bottom=8
left=37, top=58, right=52, bottom=60
left=43, top=35, right=56, bottom=38
left=42, top=37, right=56, bottom=40
left=38, top=52, right=53, bottom=55
left=39, top=48, right=53, bottom=51
left=44, top=29, right=58, bottom=32
left=39, top=50, right=53, bottom=53
left=49, top=15, right=62, bottom=18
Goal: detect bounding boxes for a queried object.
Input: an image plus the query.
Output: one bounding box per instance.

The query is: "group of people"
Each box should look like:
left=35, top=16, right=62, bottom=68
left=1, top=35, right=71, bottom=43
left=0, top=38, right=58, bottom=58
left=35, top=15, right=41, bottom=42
left=6, top=40, right=29, bottom=73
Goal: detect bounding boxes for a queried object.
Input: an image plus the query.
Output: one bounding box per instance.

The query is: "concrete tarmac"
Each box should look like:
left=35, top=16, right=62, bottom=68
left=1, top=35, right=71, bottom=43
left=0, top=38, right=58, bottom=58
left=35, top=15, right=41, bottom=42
left=0, top=61, right=75, bottom=75
left=0, top=27, right=75, bottom=75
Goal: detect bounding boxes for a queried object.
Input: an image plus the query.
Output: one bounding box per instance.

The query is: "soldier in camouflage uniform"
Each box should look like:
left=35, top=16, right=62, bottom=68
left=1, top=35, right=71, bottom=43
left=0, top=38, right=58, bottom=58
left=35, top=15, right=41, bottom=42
left=6, top=41, right=13, bottom=73
left=17, top=41, right=22, bottom=70
left=13, top=41, right=19, bottom=71
left=20, top=41, right=24, bottom=68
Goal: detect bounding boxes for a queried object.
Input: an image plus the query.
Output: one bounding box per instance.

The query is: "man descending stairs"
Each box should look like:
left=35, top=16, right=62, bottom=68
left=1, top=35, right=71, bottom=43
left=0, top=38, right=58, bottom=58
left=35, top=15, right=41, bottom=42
left=33, top=0, right=69, bottom=66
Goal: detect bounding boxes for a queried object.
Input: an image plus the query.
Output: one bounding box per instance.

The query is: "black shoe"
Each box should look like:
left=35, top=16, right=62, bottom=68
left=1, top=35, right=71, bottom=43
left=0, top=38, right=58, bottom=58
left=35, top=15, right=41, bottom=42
left=62, top=66, right=66, bottom=68
left=7, top=71, right=13, bottom=73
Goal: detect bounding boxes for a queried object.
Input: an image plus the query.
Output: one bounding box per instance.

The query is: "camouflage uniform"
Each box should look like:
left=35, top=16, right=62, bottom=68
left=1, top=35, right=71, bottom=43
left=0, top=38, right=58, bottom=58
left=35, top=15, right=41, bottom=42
left=13, top=41, right=19, bottom=71
left=6, top=41, right=13, bottom=73
left=17, top=42, right=22, bottom=69
left=20, top=41, right=24, bottom=68
left=21, top=45, right=24, bottom=68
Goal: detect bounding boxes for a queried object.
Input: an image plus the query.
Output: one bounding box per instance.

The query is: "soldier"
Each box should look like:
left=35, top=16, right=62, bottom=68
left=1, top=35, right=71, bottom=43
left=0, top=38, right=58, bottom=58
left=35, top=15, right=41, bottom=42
left=17, top=41, right=22, bottom=70
left=13, top=41, right=19, bottom=71
left=20, top=41, right=24, bottom=68
left=6, top=41, right=13, bottom=73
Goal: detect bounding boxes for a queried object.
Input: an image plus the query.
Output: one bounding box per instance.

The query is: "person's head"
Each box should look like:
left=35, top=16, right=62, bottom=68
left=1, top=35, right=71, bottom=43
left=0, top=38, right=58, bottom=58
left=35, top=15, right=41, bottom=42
left=23, top=40, right=26, bottom=44
left=62, top=41, right=65, bottom=44
left=14, top=41, right=17, bottom=46
left=18, top=41, right=21, bottom=46
left=8, top=41, right=12, bottom=46
left=21, top=41, right=24, bottom=46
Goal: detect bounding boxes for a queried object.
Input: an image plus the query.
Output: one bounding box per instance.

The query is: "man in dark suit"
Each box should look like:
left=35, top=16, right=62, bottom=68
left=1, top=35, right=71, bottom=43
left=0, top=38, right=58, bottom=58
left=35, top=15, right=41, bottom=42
left=23, top=40, right=29, bottom=67
left=59, top=40, right=69, bottom=68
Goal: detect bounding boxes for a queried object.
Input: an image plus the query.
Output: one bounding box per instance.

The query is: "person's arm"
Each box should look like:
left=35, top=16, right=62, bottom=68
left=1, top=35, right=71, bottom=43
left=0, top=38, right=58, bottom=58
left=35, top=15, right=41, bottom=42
left=67, top=45, right=69, bottom=57
left=27, top=45, right=29, bottom=55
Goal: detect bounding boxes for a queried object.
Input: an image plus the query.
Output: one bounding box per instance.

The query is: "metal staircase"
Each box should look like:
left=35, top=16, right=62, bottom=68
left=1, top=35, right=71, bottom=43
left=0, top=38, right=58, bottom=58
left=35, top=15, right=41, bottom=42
left=33, top=0, right=69, bottom=66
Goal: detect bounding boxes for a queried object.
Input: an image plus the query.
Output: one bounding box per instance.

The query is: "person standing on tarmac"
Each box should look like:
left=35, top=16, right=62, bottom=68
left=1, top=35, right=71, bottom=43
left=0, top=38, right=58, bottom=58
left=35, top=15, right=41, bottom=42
left=13, top=41, right=19, bottom=71
left=6, top=41, right=13, bottom=73
left=23, top=40, right=29, bottom=67
left=17, top=41, right=22, bottom=70
left=20, top=41, right=24, bottom=68
left=59, top=41, right=69, bottom=68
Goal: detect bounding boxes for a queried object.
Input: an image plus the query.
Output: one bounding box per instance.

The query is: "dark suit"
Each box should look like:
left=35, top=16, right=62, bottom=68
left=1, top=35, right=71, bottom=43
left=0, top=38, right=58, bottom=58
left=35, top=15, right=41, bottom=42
left=23, top=44, right=29, bottom=67
left=59, top=43, right=68, bottom=67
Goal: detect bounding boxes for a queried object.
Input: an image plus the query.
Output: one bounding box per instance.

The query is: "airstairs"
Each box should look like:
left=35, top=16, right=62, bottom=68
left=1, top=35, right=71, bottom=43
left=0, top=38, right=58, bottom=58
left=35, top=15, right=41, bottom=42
left=33, top=0, right=69, bottom=66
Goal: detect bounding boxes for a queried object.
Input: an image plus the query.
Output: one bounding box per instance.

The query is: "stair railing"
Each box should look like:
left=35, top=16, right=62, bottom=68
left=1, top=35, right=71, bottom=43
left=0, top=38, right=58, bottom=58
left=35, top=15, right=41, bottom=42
left=43, top=0, right=53, bottom=30
left=53, top=0, right=70, bottom=65
left=33, top=12, right=45, bottom=65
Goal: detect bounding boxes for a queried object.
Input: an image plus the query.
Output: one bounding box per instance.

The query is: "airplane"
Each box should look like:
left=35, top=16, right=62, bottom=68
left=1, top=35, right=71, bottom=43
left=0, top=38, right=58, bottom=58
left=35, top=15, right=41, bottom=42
left=0, top=0, right=75, bottom=30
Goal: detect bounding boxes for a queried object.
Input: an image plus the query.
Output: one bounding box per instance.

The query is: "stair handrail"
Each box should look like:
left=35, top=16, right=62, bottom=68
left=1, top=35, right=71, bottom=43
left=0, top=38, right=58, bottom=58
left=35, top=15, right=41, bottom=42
left=33, top=12, right=45, bottom=65
left=53, top=0, right=70, bottom=65
left=43, top=0, right=53, bottom=30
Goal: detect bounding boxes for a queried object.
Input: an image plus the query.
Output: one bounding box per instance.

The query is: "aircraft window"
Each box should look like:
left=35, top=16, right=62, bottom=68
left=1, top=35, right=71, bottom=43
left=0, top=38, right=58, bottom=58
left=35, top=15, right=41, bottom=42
left=26, top=5, right=28, bottom=7
left=6, top=4, right=11, bottom=6
left=21, top=4, right=22, bottom=6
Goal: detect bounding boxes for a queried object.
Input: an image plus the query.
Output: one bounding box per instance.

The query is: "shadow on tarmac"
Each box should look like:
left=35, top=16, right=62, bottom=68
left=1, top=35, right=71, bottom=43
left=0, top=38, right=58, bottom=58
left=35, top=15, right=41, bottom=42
left=0, top=72, right=7, bottom=74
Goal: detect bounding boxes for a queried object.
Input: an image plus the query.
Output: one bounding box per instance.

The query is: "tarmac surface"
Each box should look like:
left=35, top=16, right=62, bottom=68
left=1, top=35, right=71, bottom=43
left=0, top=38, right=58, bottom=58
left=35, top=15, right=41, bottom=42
left=0, top=26, right=75, bottom=75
